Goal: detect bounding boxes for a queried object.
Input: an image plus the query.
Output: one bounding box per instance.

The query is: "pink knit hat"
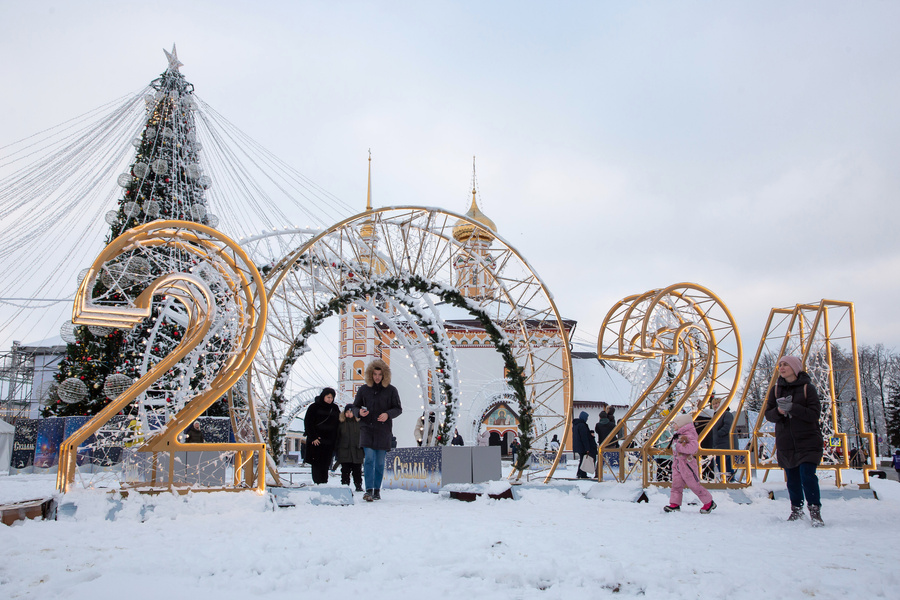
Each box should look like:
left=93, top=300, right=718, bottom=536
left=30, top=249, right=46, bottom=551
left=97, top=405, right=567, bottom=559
left=779, top=355, right=803, bottom=377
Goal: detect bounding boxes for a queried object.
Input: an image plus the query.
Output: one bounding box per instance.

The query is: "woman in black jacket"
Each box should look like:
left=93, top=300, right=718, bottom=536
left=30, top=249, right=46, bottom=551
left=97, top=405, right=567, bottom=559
left=573, top=411, right=598, bottom=479
left=304, top=387, right=341, bottom=484
left=764, top=356, right=825, bottom=526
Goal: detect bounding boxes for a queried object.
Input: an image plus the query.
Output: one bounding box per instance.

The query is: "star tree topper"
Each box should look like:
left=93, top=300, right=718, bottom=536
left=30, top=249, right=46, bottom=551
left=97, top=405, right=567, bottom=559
left=164, top=44, right=183, bottom=72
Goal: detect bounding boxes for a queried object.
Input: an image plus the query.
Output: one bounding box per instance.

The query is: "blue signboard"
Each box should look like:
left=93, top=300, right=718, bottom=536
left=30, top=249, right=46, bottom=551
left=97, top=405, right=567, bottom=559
left=34, top=417, right=66, bottom=468
left=11, top=419, right=38, bottom=469
left=63, top=415, right=93, bottom=465
left=383, top=447, right=444, bottom=493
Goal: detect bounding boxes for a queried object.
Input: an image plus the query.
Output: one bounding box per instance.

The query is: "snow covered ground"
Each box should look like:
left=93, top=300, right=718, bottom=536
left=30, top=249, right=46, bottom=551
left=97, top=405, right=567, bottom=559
left=1, top=466, right=898, bottom=600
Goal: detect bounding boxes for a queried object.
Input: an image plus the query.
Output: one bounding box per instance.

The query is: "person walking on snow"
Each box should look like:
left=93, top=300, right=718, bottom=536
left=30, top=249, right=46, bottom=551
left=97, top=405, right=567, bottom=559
left=304, top=387, right=341, bottom=484
left=664, top=412, right=716, bottom=514
left=572, top=411, right=598, bottom=479
left=336, top=404, right=364, bottom=492
left=353, top=359, right=402, bottom=502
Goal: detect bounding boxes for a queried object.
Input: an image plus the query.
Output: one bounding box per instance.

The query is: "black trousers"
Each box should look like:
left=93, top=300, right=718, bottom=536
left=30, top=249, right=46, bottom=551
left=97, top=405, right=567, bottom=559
left=341, top=462, right=363, bottom=488
left=311, top=461, right=330, bottom=484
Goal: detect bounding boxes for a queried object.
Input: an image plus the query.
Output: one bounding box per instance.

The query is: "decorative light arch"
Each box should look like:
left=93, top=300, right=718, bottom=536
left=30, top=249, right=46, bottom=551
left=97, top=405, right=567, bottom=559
left=254, top=206, right=573, bottom=477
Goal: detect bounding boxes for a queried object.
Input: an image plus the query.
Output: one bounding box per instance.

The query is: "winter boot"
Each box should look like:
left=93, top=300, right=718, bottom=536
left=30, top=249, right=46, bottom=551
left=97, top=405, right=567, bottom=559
left=700, top=500, right=716, bottom=514
left=363, top=489, right=374, bottom=502
left=355, top=485, right=363, bottom=493
left=808, top=504, right=824, bottom=527
left=663, top=504, right=680, bottom=512
left=787, top=504, right=805, bottom=521
left=373, top=489, right=381, bottom=500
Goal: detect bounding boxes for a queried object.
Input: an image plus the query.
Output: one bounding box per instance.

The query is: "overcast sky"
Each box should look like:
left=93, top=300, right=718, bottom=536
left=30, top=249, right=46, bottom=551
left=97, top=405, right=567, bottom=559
left=2, top=1, right=899, bottom=357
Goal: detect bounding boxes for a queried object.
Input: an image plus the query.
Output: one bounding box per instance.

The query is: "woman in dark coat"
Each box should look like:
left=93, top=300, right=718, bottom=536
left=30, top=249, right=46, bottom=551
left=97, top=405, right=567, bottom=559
left=353, top=359, right=402, bottom=501
left=572, top=411, right=598, bottom=479
left=765, top=355, right=825, bottom=526
left=304, top=387, right=341, bottom=484
left=337, top=404, right=364, bottom=492
left=595, top=412, right=618, bottom=449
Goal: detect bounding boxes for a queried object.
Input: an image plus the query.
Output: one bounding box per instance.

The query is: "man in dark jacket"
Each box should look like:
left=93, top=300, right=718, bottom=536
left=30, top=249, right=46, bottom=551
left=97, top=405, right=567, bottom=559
left=353, top=359, right=402, bottom=502
left=573, top=411, right=598, bottom=479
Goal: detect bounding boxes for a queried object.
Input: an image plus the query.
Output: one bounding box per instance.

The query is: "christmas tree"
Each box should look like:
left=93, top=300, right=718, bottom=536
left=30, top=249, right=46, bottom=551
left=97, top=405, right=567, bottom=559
left=45, top=46, right=229, bottom=419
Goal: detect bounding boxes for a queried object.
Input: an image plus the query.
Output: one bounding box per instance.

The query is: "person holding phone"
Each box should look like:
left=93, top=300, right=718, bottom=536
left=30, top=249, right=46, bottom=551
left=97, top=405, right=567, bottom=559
left=353, top=359, right=402, bottom=502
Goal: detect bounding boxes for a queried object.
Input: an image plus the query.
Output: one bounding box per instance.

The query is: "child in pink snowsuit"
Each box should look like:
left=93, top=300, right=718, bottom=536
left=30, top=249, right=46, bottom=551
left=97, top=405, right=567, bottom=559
left=664, top=413, right=716, bottom=513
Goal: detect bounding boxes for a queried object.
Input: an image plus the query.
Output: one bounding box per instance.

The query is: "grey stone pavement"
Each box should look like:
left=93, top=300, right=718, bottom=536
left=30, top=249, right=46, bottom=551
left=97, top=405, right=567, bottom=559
left=874, top=460, right=899, bottom=482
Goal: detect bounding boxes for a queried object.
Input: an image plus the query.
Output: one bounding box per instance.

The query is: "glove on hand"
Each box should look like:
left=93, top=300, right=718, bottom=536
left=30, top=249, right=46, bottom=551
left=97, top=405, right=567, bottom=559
left=776, top=396, right=793, bottom=414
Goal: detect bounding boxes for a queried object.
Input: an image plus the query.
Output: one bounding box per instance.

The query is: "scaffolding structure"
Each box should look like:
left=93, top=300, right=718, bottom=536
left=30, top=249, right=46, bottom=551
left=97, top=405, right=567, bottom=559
left=0, top=340, right=64, bottom=424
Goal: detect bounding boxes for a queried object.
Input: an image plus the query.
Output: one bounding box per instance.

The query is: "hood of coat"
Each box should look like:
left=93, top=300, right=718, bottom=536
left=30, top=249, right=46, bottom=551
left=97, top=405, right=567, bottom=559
left=578, top=411, right=589, bottom=422
left=364, top=359, right=392, bottom=387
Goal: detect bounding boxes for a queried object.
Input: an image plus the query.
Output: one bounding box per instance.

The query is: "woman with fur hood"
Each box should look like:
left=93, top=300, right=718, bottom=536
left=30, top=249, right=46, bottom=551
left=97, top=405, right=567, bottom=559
left=304, top=387, right=341, bottom=484
left=664, top=412, right=716, bottom=514
left=353, top=359, right=402, bottom=502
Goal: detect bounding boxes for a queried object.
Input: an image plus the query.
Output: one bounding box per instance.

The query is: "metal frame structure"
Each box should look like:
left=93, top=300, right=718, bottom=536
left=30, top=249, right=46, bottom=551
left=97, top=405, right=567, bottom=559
left=572, top=283, right=747, bottom=488
left=57, top=221, right=268, bottom=494
left=733, top=300, right=876, bottom=487
left=254, top=206, right=573, bottom=480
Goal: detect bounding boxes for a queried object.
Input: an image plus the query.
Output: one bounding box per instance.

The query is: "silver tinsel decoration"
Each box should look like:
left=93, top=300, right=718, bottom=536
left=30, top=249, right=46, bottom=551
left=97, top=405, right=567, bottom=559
left=58, top=377, right=89, bottom=404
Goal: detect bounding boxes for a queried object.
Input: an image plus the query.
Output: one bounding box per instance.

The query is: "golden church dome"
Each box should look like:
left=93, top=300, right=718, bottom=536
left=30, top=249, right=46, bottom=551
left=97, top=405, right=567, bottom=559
left=453, top=189, right=496, bottom=242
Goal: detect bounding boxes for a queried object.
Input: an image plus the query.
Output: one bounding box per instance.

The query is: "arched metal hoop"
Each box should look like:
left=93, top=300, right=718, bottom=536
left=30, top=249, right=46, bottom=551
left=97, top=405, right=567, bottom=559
left=255, top=206, right=572, bottom=477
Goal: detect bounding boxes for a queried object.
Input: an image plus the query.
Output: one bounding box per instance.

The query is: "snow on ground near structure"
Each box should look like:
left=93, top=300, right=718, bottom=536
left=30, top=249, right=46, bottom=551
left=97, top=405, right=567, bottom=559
left=1, top=469, right=899, bottom=600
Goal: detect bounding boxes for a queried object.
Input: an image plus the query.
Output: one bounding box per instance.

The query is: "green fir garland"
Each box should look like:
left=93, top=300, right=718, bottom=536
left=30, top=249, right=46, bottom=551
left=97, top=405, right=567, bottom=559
left=267, top=273, right=533, bottom=468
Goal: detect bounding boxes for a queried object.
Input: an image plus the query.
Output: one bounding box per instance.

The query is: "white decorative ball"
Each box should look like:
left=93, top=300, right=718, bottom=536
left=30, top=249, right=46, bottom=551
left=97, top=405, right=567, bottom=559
left=60, top=321, right=79, bottom=343
left=151, top=159, right=168, bottom=175
left=143, top=200, right=160, bottom=218
left=123, top=202, right=140, bottom=217
left=58, top=378, right=89, bottom=404
left=103, top=374, right=132, bottom=399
